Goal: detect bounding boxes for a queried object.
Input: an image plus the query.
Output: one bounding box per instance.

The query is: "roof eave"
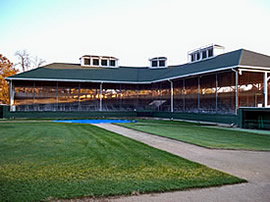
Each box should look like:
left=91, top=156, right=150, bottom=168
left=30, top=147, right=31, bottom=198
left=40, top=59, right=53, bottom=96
left=5, top=77, right=152, bottom=84
left=6, top=65, right=240, bottom=84
left=152, top=65, right=239, bottom=83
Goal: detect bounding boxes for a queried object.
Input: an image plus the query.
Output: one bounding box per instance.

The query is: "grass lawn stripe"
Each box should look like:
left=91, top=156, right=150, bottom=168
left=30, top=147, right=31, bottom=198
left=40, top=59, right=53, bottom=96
left=117, top=120, right=270, bottom=151
left=0, top=122, right=244, bottom=201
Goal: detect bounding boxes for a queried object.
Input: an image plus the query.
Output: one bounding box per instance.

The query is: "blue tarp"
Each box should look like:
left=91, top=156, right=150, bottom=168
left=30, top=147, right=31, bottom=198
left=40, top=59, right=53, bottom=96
left=53, top=119, right=133, bottom=124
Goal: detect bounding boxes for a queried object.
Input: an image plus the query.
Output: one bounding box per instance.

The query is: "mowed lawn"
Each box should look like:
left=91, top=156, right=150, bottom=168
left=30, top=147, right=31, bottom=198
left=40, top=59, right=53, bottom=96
left=117, top=120, right=270, bottom=150
left=0, top=122, right=244, bottom=201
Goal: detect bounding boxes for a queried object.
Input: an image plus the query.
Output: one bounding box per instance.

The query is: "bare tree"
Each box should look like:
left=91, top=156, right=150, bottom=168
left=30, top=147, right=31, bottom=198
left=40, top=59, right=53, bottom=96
left=15, top=50, right=46, bottom=72
left=32, top=56, right=46, bottom=68
left=15, top=50, right=31, bottom=72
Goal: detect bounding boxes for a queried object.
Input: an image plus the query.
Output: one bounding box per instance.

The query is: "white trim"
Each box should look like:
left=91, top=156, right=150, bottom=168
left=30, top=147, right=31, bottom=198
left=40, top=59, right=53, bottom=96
left=238, top=68, right=270, bottom=73
left=238, top=65, right=270, bottom=70
left=100, top=82, right=103, bottom=111
left=6, top=77, right=152, bottom=84
left=168, top=80, right=173, bottom=112
left=232, top=69, right=238, bottom=114
left=149, top=66, right=168, bottom=69
left=9, top=80, right=15, bottom=111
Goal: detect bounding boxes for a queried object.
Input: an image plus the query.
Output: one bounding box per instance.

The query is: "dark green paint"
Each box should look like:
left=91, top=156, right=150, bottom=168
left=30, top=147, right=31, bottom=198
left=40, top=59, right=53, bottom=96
left=238, top=108, right=270, bottom=129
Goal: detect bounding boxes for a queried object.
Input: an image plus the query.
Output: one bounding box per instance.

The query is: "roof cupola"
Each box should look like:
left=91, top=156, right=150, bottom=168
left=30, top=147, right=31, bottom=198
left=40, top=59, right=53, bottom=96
left=149, top=57, right=168, bottom=69
left=80, top=55, right=119, bottom=68
left=188, top=44, right=225, bottom=63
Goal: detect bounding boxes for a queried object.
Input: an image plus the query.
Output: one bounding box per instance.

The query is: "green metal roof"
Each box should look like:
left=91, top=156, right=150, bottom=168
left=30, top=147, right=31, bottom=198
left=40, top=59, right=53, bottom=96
left=7, top=49, right=270, bottom=84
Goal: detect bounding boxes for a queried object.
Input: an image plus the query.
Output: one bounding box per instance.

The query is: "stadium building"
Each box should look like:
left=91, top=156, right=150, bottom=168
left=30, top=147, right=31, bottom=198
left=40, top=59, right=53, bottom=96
left=5, top=45, right=270, bottom=128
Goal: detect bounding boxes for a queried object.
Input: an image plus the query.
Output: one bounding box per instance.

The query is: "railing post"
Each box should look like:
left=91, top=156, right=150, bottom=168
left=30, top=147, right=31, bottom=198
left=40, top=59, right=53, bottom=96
left=9, top=80, right=15, bottom=111
left=169, top=80, right=173, bottom=112
left=78, top=83, right=81, bottom=110
left=183, top=79, right=185, bottom=111
left=215, top=73, right=218, bottom=112
left=264, top=72, right=268, bottom=107
left=100, top=82, right=103, bottom=111
left=56, top=82, right=58, bottom=111
left=232, top=69, right=238, bottom=115
left=198, top=77, right=200, bottom=110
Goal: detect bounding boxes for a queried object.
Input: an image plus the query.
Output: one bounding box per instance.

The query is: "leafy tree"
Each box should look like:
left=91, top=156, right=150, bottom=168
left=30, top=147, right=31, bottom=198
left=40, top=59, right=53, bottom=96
left=0, top=54, right=18, bottom=104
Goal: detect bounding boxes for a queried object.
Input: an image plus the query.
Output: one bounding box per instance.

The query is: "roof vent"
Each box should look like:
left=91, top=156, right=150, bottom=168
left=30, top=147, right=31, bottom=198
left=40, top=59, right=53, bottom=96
left=149, top=57, right=168, bottom=68
left=188, top=44, right=225, bottom=63
left=80, top=55, right=119, bottom=68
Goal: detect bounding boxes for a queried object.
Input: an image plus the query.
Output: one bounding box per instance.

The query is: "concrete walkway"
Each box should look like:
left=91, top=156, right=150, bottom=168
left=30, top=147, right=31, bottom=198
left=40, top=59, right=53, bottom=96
left=92, top=124, right=270, bottom=202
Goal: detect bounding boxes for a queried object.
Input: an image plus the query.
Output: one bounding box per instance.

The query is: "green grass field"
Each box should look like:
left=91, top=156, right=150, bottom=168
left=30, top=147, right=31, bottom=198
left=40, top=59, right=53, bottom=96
left=0, top=122, right=244, bottom=201
left=117, top=120, right=270, bottom=150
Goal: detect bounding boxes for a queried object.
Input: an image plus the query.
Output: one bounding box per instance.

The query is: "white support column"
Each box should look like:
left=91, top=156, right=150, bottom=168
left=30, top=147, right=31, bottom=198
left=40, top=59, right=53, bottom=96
left=183, top=79, right=185, bottom=111
left=235, top=71, right=238, bottom=114
left=9, top=80, right=15, bottom=111
left=215, top=73, right=218, bottom=112
left=169, top=80, right=173, bottom=112
left=33, top=82, right=36, bottom=104
left=232, top=69, right=238, bottom=115
left=56, top=82, right=58, bottom=110
left=198, top=77, right=200, bottom=110
left=78, top=83, right=81, bottom=110
left=264, top=72, right=268, bottom=107
left=99, top=82, right=103, bottom=111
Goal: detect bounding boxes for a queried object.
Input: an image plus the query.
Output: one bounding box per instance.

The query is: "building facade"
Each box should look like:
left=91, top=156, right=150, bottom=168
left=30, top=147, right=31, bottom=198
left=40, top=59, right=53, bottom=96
left=6, top=45, right=270, bottom=117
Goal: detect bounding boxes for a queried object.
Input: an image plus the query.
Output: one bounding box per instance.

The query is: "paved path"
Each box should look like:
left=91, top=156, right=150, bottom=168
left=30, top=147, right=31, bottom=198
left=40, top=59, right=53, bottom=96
left=92, top=124, right=270, bottom=202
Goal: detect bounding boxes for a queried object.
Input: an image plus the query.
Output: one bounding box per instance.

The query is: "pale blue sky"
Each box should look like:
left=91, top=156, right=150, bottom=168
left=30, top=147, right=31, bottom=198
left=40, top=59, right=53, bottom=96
left=1, top=0, right=270, bottom=68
